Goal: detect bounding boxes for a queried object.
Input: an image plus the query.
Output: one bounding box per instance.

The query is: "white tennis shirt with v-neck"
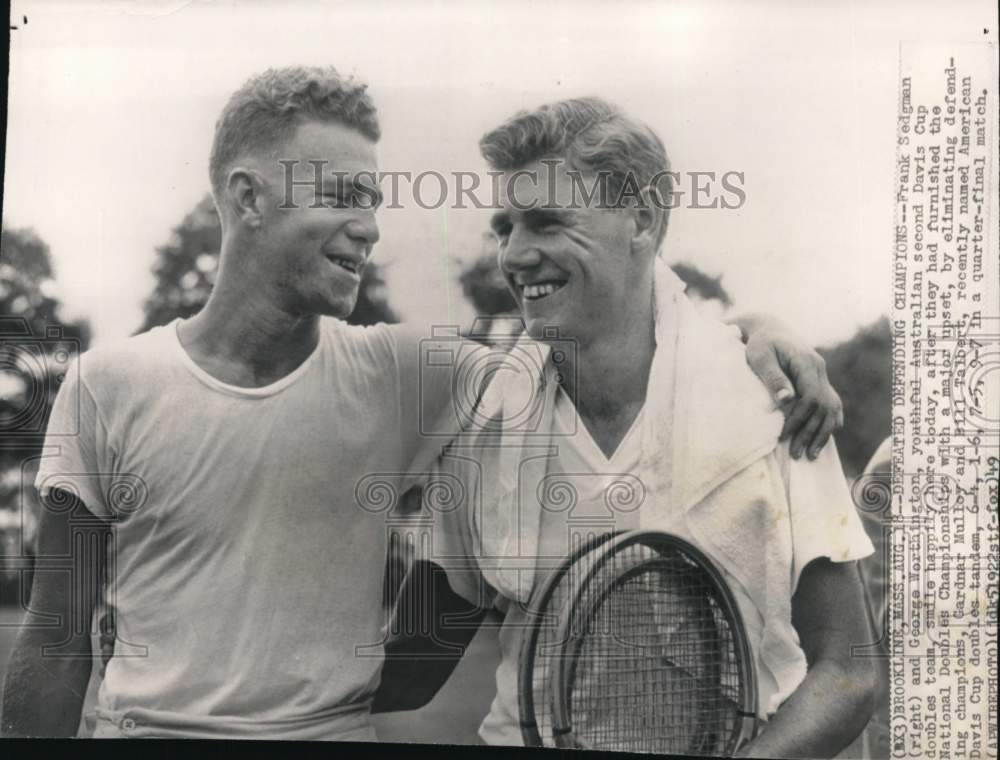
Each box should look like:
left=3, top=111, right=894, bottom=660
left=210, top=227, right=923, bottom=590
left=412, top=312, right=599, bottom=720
left=478, top=386, right=647, bottom=746
left=534, top=386, right=646, bottom=559
left=431, top=386, right=872, bottom=747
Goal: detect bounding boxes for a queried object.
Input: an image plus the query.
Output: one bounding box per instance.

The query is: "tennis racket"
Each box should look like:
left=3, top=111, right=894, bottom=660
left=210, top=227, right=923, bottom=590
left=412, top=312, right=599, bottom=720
left=517, top=529, right=621, bottom=747
left=549, top=529, right=758, bottom=755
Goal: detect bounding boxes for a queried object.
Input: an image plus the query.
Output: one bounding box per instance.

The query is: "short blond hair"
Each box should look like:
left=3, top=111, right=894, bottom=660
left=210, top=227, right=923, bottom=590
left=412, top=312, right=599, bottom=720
left=480, top=97, right=671, bottom=249
left=209, top=66, right=380, bottom=198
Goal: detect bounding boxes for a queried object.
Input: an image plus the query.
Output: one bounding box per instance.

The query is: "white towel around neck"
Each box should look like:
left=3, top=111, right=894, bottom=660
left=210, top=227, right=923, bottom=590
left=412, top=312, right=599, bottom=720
left=471, top=257, right=806, bottom=708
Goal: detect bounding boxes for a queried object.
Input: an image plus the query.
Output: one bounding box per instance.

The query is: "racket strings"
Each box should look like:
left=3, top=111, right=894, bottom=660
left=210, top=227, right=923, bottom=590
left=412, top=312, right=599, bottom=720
left=564, top=544, right=745, bottom=754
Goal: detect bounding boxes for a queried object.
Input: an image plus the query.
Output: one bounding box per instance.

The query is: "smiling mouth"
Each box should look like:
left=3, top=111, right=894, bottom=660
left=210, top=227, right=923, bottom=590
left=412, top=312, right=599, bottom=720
left=327, top=255, right=361, bottom=275
left=521, top=281, right=567, bottom=301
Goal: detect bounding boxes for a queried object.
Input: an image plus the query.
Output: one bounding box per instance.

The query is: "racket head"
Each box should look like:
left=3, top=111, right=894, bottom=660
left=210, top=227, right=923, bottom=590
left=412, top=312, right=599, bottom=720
left=550, top=529, right=758, bottom=755
left=517, top=529, right=622, bottom=747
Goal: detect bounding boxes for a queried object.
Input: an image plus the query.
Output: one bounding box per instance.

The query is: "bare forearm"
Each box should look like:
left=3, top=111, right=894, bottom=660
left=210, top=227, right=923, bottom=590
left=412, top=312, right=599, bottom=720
left=740, top=659, right=875, bottom=758
left=3, top=488, right=108, bottom=737
left=742, top=557, right=879, bottom=757
left=1, top=630, right=93, bottom=737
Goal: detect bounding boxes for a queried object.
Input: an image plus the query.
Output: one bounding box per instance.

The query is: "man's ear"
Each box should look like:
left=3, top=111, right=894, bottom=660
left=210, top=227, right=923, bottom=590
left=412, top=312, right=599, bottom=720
left=630, top=190, right=661, bottom=256
left=225, top=167, right=265, bottom=230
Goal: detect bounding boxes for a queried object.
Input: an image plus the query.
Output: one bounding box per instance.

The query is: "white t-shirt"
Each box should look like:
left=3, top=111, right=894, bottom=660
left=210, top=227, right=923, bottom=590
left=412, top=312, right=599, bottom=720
left=430, top=387, right=874, bottom=746
left=35, top=317, right=456, bottom=740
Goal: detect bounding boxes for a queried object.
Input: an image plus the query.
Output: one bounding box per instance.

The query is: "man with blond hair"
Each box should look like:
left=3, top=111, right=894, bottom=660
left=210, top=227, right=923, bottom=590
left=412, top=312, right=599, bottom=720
left=411, top=98, right=877, bottom=756
left=2, top=67, right=842, bottom=740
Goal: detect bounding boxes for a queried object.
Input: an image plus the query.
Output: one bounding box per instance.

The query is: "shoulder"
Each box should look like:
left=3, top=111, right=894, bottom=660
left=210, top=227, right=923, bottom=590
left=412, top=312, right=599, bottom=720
left=72, top=322, right=180, bottom=398
left=674, top=296, right=784, bottom=461
left=321, top=317, right=402, bottom=363
left=757, top=438, right=852, bottom=507
left=317, top=319, right=423, bottom=403
left=331, top=319, right=479, bottom=383
left=687, top=301, right=767, bottom=393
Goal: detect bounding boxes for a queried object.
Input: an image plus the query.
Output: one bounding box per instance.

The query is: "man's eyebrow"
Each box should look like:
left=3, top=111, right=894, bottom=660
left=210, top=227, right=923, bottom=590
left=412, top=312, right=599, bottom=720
left=357, top=180, right=384, bottom=208
left=522, top=207, right=572, bottom=225
left=490, top=207, right=573, bottom=231
left=323, top=174, right=384, bottom=207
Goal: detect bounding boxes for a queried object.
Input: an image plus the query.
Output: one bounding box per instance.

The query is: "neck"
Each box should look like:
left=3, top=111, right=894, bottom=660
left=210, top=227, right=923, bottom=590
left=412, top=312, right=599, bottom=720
left=560, top=279, right=657, bottom=421
left=177, top=238, right=322, bottom=387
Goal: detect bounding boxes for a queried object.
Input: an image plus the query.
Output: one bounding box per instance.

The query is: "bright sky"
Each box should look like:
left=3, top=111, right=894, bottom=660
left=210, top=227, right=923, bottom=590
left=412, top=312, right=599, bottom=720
left=3, top=0, right=996, bottom=348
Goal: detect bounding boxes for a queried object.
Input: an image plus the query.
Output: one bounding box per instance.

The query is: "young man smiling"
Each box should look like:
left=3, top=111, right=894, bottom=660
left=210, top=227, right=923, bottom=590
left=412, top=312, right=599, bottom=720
left=2, top=69, right=845, bottom=740
left=416, top=98, right=877, bottom=756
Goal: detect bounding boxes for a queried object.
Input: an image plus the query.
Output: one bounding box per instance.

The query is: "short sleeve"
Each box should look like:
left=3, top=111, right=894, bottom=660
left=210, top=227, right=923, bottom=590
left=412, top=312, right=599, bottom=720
left=787, top=440, right=874, bottom=594
left=34, top=361, right=111, bottom=518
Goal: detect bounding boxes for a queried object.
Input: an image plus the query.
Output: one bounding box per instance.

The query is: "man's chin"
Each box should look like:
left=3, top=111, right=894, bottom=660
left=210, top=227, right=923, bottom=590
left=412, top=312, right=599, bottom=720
left=313, top=292, right=359, bottom=320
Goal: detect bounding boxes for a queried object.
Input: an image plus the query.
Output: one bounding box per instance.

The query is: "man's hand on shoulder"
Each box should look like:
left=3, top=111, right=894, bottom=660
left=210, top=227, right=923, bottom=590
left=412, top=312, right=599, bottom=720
left=735, top=313, right=843, bottom=460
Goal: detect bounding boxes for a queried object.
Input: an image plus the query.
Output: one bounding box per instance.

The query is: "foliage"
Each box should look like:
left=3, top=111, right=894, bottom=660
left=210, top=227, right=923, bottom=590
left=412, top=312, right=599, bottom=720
left=819, top=316, right=892, bottom=479
left=1, top=228, right=91, bottom=345
left=670, top=262, right=733, bottom=307
left=1, top=227, right=91, bottom=602
left=0, top=227, right=91, bottom=459
left=138, top=197, right=223, bottom=332
left=457, top=234, right=517, bottom=317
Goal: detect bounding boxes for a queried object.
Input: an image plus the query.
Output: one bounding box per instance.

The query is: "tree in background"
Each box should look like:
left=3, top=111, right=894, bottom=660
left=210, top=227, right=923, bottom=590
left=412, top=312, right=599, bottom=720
left=670, top=262, right=733, bottom=308
left=138, top=195, right=397, bottom=334
left=1, top=227, right=91, bottom=604
left=457, top=233, right=517, bottom=317
left=818, top=316, right=891, bottom=478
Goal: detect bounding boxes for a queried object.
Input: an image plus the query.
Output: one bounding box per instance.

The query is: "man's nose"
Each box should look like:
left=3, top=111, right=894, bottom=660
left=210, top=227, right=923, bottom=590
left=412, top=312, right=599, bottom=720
left=498, top=229, right=543, bottom=274
left=346, top=211, right=380, bottom=247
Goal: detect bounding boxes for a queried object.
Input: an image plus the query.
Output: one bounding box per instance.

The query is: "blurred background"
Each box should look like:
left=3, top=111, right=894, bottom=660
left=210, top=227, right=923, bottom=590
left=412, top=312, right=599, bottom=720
left=2, top=0, right=991, bottom=744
